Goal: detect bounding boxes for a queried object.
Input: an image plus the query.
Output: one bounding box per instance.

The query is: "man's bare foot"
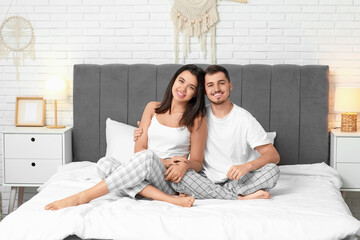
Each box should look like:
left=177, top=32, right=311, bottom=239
left=237, top=190, right=270, bottom=200
left=170, top=195, right=195, bottom=207
left=44, top=194, right=83, bottom=211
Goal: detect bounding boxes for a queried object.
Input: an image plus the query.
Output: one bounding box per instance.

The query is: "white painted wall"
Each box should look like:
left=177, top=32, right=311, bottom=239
left=1, top=0, right=360, bottom=218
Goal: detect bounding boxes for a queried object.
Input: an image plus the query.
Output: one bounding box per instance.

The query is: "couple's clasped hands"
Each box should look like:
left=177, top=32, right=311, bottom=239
left=163, top=156, right=189, bottom=183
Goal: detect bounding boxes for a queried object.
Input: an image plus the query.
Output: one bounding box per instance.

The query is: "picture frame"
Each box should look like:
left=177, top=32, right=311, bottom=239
left=15, top=97, right=46, bottom=127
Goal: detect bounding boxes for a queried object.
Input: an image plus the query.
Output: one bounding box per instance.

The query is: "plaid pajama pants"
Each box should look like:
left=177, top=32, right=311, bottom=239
left=171, top=163, right=280, bottom=200
left=97, top=150, right=175, bottom=198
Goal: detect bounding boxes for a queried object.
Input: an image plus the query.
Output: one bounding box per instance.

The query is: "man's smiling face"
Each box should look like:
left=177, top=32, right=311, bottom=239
left=205, top=71, right=232, bottom=105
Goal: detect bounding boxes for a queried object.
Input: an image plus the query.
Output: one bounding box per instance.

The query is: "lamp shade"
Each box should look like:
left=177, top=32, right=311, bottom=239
left=44, top=76, right=68, bottom=100
left=334, top=87, right=360, bottom=112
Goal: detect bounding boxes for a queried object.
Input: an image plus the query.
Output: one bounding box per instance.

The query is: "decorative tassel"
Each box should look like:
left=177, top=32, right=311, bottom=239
left=201, top=17, right=207, bottom=33
left=13, top=51, right=20, bottom=81
left=188, top=21, right=193, bottom=36
left=200, top=33, right=207, bottom=59
left=211, top=26, right=216, bottom=64
left=194, top=20, right=200, bottom=37
left=174, top=29, right=179, bottom=64
left=178, top=16, right=184, bottom=31
left=171, top=9, right=179, bottom=63
left=186, top=35, right=190, bottom=56
left=207, top=7, right=218, bottom=28
left=183, top=34, right=187, bottom=59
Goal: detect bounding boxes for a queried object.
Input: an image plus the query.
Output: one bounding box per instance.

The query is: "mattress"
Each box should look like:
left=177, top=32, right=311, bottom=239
left=0, top=162, right=359, bottom=240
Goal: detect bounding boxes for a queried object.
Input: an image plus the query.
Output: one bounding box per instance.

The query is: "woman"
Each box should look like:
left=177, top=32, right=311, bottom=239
left=45, top=64, right=207, bottom=210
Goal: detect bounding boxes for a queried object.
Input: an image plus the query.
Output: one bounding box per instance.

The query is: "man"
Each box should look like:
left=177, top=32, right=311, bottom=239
left=135, top=65, right=280, bottom=200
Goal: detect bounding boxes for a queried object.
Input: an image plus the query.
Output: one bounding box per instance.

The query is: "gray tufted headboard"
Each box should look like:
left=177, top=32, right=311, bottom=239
left=73, top=64, right=329, bottom=166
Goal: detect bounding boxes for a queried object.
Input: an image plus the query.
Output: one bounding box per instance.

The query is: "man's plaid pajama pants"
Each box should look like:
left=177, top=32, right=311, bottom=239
left=171, top=163, right=280, bottom=200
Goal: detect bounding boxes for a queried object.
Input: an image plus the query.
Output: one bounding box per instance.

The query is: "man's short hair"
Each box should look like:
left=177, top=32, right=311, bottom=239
left=205, top=65, right=231, bottom=82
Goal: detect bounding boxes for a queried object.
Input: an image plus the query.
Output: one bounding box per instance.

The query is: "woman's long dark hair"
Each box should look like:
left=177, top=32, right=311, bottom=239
left=155, top=64, right=206, bottom=131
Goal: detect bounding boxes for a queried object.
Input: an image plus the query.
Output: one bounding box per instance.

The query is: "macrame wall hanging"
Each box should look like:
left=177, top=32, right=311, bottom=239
left=0, top=0, right=35, bottom=81
left=171, top=0, right=247, bottom=64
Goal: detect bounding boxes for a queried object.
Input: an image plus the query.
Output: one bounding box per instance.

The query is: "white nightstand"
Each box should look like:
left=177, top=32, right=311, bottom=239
left=330, top=128, right=360, bottom=197
left=1, top=126, right=72, bottom=213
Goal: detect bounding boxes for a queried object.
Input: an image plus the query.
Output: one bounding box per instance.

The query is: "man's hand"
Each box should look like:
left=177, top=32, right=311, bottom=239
left=164, top=161, right=188, bottom=183
left=163, top=156, right=188, bottom=168
left=226, top=163, right=252, bottom=181
left=133, top=121, right=143, bottom=141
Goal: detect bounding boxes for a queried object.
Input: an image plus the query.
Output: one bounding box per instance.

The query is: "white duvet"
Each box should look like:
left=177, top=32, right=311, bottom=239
left=0, top=162, right=359, bottom=240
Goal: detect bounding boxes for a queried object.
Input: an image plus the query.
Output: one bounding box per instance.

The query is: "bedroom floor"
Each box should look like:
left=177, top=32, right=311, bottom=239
left=345, top=192, right=360, bottom=220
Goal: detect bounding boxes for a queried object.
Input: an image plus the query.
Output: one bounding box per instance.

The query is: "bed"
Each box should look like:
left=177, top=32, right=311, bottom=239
left=0, top=64, right=359, bottom=240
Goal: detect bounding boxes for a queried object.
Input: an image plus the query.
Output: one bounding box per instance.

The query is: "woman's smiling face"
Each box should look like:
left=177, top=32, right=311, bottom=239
left=172, top=70, right=198, bottom=103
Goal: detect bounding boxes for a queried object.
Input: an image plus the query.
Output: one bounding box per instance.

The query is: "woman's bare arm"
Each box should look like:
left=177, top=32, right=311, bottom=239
left=187, top=116, right=207, bottom=172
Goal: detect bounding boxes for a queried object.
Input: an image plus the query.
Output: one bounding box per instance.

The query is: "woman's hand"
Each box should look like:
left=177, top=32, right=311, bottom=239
left=164, top=161, right=189, bottom=183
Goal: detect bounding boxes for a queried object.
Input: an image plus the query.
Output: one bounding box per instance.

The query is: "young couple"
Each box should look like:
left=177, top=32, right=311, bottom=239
left=45, top=64, right=280, bottom=210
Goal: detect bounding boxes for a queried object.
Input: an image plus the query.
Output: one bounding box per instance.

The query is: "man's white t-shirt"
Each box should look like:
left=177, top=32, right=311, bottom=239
left=203, top=104, right=272, bottom=183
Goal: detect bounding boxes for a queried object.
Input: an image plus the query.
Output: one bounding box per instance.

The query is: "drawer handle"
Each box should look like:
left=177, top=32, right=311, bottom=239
left=31, top=162, right=36, bottom=167
left=31, top=137, right=35, bottom=142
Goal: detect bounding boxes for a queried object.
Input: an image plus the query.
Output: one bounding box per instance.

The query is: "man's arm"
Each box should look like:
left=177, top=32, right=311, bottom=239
left=134, top=102, right=157, bottom=153
left=226, top=143, right=280, bottom=181
left=133, top=121, right=143, bottom=141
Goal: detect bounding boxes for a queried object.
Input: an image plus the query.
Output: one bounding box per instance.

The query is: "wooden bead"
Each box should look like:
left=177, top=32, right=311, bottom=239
left=183, top=17, right=188, bottom=22
left=191, top=20, right=195, bottom=24
left=199, top=18, right=203, bottom=23
left=205, top=13, right=209, bottom=18
left=177, top=13, right=181, bottom=17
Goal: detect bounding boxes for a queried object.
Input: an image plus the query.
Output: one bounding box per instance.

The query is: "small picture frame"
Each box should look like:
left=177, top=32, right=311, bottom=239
left=15, top=97, right=46, bottom=127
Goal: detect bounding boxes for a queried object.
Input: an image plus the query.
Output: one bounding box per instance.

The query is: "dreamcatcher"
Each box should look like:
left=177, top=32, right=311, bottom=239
left=0, top=0, right=35, bottom=81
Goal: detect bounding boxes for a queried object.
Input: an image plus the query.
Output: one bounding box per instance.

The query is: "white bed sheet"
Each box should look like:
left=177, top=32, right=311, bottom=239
left=0, top=162, right=359, bottom=240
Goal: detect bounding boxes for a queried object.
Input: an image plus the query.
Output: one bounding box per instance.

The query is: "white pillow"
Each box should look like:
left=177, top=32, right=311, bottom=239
left=105, top=118, right=136, bottom=163
left=253, top=132, right=277, bottom=159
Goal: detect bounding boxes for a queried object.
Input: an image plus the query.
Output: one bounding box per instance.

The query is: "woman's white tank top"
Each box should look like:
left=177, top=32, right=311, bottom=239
left=147, top=114, right=191, bottom=159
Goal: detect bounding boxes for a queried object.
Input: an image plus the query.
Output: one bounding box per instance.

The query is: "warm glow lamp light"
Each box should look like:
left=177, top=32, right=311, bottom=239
left=44, top=76, right=67, bottom=129
left=334, top=87, right=360, bottom=132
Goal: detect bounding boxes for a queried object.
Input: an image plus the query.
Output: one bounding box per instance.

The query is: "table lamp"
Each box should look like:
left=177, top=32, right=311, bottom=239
left=44, top=76, right=67, bottom=129
left=334, top=87, right=360, bottom=132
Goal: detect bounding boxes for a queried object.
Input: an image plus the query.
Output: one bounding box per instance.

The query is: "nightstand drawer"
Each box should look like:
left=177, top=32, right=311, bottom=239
left=336, top=137, right=360, bottom=163
left=4, top=159, right=62, bottom=184
left=337, top=163, right=360, bottom=189
left=4, top=134, right=62, bottom=159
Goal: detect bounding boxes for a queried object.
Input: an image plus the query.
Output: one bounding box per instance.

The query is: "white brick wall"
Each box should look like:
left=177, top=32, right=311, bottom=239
left=1, top=0, right=360, bottom=219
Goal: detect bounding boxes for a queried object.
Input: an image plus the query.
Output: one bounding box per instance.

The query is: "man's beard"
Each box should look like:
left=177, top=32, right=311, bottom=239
left=208, top=94, right=230, bottom=105
left=210, top=99, right=227, bottom=105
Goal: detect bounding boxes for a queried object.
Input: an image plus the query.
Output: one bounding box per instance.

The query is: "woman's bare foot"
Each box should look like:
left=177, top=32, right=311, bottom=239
left=170, top=195, right=195, bottom=207
left=237, top=190, right=270, bottom=200
left=45, top=180, right=110, bottom=211
left=178, top=192, right=190, bottom=197
left=44, top=194, right=84, bottom=211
